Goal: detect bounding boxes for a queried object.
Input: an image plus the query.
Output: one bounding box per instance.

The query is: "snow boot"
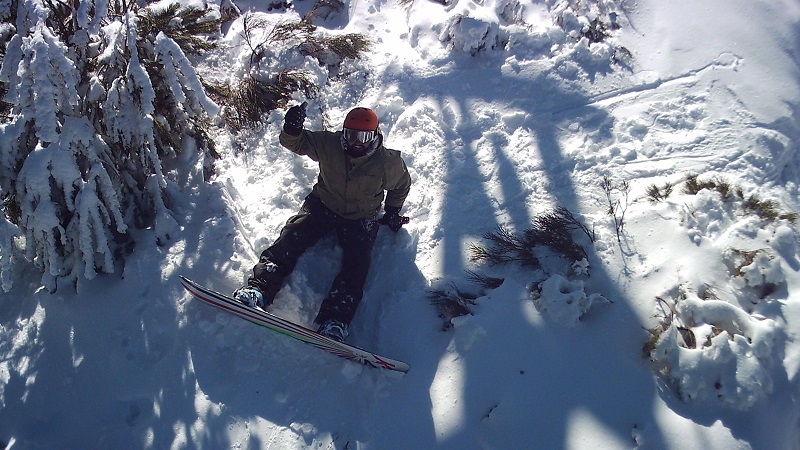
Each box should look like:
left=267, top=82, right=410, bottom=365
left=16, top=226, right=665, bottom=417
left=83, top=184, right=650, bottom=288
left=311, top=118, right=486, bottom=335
left=317, top=319, right=349, bottom=343
left=232, top=287, right=265, bottom=309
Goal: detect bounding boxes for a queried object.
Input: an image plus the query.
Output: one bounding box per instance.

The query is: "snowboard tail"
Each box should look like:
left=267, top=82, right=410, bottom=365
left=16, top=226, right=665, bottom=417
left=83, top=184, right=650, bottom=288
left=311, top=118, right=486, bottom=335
left=179, top=276, right=409, bottom=372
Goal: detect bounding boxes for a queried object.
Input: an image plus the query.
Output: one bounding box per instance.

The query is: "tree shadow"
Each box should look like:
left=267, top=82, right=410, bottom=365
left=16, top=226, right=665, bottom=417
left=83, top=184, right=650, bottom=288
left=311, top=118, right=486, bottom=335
left=0, top=175, right=308, bottom=448
left=363, top=51, right=671, bottom=448
left=0, top=235, right=214, bottom=447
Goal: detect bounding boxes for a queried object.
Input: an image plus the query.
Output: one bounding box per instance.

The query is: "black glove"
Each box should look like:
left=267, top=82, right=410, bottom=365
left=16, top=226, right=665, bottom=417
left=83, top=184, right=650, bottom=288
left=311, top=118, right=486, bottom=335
left=379, top=206, right=409, bottom=232
left=283, top=102, right=307, bottom=136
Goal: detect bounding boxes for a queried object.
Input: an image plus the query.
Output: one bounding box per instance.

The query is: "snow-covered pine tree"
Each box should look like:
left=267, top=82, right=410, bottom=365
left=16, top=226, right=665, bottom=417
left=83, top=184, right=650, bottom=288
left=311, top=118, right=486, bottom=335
left=0, top=0, right=221, bottom=292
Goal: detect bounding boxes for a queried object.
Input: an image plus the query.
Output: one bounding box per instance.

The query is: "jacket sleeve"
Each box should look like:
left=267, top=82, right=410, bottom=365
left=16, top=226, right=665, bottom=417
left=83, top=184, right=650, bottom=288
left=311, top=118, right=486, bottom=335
left=279, top=129, right=322, bottom=161
left=384, top=151, right=412, bottom=210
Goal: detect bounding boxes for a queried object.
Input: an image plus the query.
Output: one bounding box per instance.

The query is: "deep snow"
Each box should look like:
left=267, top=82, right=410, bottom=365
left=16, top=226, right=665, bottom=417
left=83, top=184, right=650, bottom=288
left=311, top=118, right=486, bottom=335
left=1, top=0, right=800, bottom=448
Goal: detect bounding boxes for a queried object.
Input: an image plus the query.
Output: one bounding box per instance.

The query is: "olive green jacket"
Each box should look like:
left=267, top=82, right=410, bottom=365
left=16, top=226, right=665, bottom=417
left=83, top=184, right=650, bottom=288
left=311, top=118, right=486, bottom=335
left=279, top=129, right=412, bottom=220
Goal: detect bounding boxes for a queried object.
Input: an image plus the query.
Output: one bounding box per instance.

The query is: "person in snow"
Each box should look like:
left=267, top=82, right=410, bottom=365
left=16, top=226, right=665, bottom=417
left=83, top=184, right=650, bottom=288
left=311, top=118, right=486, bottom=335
left=233, top=103, right=412, bottom=343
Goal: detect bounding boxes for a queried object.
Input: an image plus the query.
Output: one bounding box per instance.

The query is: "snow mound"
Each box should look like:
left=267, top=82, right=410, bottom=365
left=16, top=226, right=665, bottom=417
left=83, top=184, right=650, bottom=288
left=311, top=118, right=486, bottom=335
left=642, top=178, right=796, bottom=411
left=648, top=286, right=779, bottom=410
left=533, top=274, right=609, bottom=326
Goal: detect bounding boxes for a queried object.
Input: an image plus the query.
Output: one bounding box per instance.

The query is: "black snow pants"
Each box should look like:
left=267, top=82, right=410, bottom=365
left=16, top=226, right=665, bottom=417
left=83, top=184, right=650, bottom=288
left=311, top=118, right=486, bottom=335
left=247, top=195, right=379, bottom=326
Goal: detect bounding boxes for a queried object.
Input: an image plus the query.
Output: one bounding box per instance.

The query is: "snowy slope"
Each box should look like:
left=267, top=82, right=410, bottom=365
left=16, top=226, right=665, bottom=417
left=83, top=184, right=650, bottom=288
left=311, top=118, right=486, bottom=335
left=1, top=0, right=800, bottom=449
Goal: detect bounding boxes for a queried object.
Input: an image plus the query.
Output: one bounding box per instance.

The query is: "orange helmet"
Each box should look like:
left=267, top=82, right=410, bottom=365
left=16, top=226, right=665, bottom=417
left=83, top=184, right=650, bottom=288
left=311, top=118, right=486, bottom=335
left=341, top=108, right=381, bottom=158
left=343, top=107, right=378, bottom=131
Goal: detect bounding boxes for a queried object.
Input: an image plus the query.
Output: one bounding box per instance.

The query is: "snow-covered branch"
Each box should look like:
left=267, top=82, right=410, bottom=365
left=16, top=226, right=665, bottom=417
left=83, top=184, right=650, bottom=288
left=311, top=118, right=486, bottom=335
left=0, top=1, right=222, bottom=292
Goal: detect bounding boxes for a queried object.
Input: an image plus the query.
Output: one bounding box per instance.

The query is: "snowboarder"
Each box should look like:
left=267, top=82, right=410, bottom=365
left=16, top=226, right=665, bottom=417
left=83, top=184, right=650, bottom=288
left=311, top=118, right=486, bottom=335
left=233, top=103, right=412, bottom=342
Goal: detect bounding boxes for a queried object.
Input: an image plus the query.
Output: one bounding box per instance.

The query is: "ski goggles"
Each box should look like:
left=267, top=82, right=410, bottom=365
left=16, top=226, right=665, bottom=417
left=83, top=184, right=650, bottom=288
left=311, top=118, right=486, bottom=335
left=342, top=128, right=376, bottom=144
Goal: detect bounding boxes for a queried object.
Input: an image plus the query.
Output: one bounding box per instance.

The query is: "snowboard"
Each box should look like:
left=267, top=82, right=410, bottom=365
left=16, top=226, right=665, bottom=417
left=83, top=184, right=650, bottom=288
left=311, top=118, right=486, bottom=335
left=179, top=276, right=410, bottom=372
